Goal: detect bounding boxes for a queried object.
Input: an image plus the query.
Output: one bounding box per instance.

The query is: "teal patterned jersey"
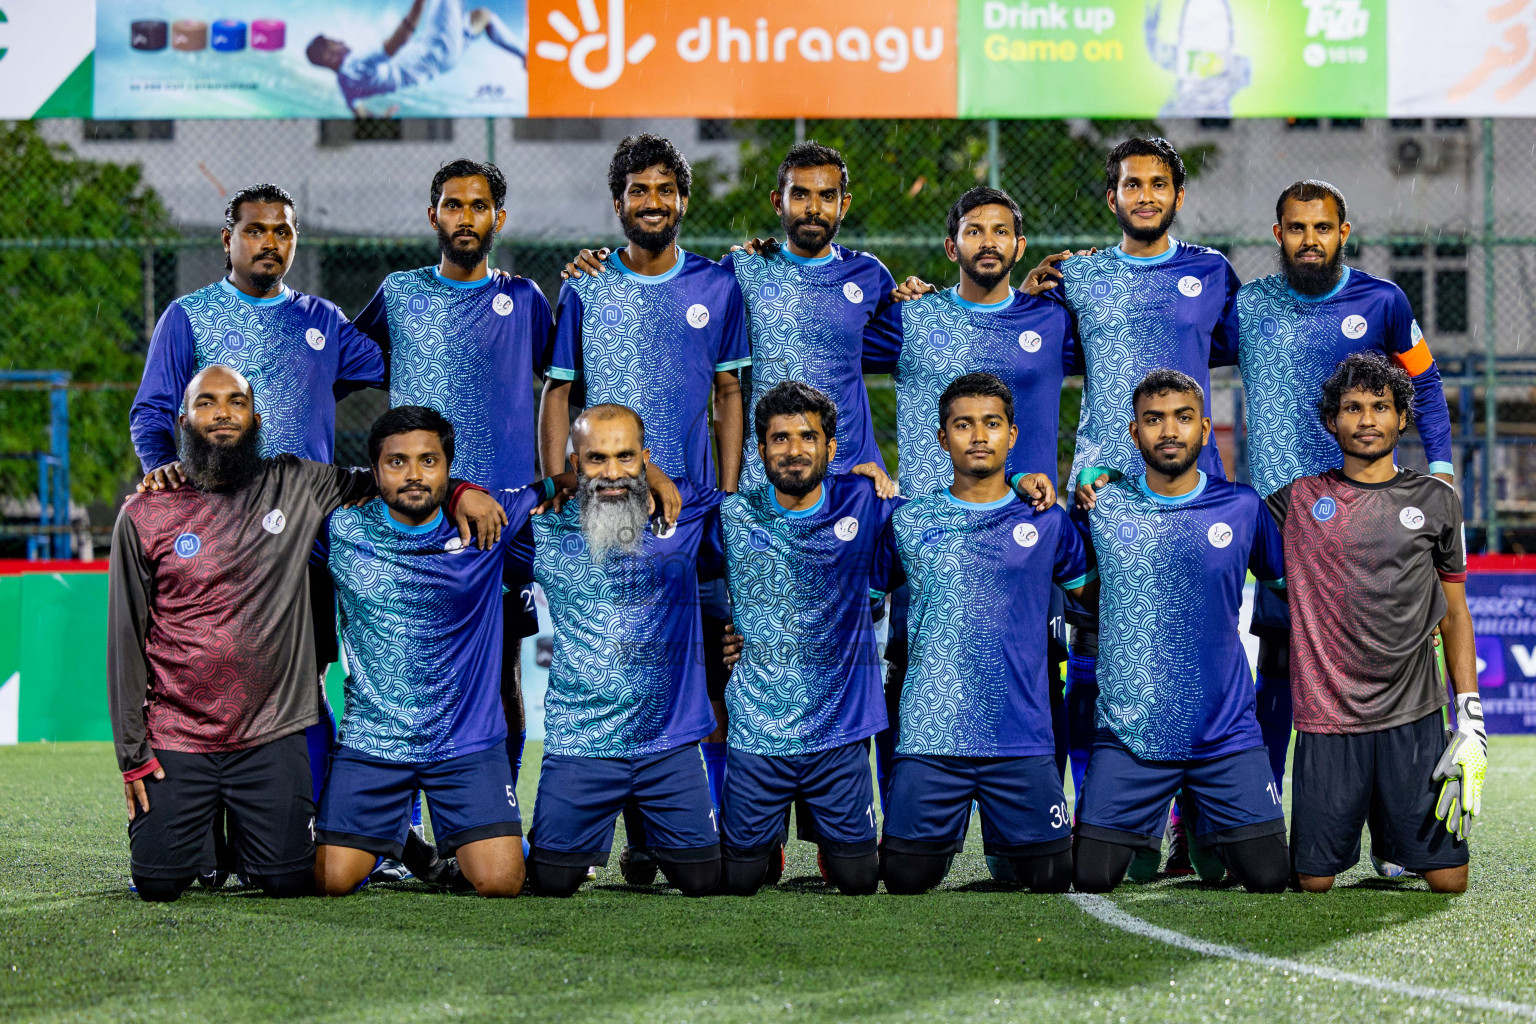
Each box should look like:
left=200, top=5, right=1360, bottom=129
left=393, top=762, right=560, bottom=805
left=716, top=475, right=894, bottom=756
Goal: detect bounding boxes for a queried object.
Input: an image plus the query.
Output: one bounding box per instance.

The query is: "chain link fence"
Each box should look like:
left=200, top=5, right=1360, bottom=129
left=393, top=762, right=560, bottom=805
left=2, top=115, right=1534, bottom=554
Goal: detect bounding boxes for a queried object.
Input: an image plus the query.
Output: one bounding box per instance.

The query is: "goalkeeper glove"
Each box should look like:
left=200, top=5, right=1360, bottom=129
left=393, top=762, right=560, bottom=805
left=1432, top=692, right=1487, bottom=841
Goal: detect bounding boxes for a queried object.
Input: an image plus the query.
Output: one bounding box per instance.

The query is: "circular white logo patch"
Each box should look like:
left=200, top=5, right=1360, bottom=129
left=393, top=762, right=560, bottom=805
left=492, top=293, right=514, bottom=316
left=834, top=516, right=859, bottom=542
left=1018, top=330, right=1042, bottom=353
left=686, top=303, right=710, bottom=329
left=305, top=328, right=325, bottom=351
left=1400, top=506, right=1426, bottom=530
left=1341, top=314, right=1368, bottom=339
left=842, top=281, right=864, bottom=304
left=1013, top=523, right=1040, bottom=548
left=262, top=509, right=286, bottom=535
left=1178, top=275, right=1203, bottom=298
left=1207, top=521, right=1233, bottom=548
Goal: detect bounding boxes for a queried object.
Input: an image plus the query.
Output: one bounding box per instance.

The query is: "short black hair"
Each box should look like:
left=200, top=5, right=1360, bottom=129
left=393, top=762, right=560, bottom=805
left=938, top=372, right=1014, bottom=428
left=1317, top=351, right=1415, bottom=429
left=607, top=134, right=691, bottom=200
left=225, top=183, right=296, bottom=231
left=1132, top=368, right=1205, bottom=414
left=431, top=159, right=507, bottom=210
left=368, top=405, right=455, bottom=468
left=753, top=380, right=838, bottom=446
left=947, top=186, right=1023, bottom=240
left=1275, top=179, right=1348, bottom=226
left=777, top=140, right=849, bottom=194
left=1104, top=137, right=1186, bottom=195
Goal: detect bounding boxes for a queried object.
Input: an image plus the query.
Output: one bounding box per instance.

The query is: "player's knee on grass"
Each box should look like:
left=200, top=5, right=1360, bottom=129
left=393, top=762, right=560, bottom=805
left=880, top=851, right=948, bottom=895
left=822, top=851, right=879, bottom=896
left=250, top=869, right=314, bottom=899
left=720, top=852, right=771, bottom=896
left=1009, top=849, right=1073, bottom=894
left=133, top=875, right=194, bottom=903
left=659, top=856, right=720, bottom=897
left=527, top=861, right=588, bottom=898
left=1072, top=838, right=1134, bottom=893
left=1214, top=833, right=1290, bottom=894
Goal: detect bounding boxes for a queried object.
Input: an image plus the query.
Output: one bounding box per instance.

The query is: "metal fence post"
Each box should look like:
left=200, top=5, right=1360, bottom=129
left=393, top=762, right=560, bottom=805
left=1482, top=118, right=1500, bottom=553
left=987, top=119, right=1000, bottom=189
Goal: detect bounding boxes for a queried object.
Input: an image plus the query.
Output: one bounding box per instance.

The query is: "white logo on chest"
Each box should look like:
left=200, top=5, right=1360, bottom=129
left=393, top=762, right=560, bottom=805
left=304, top=328, right=325, bottom=351
left=492, top=293, right=515, bottom=316
left=1013, top=523, right=1040, bottom=547
left=1018, top=330, right=1042, bottom=353
left=686, top=303, right=710, bottom=329
left=1341, top=314, right=1368, bottom=339
left=833, top=516, right=859, bottom=541
left=1207, top=521, right=1233, bottom=548
left=1178, top=276, right=1203, bottom=298
left=842, top=281, right=864, bottom=304
left=1400, top=506, right=1426, bottom=530
left=262, top=509, right=286, bottom=535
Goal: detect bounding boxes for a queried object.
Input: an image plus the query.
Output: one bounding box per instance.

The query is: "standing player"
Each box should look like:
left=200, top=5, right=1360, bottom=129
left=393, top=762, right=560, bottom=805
left=715, top=382, right=896, bottom=896
left=513, top=405, right=725, bottom=898
left=880, top=373, right=1094, bottom=895
left=1071, top=370, right=1289, bottom=895
left=109, top=366, right=503, bottom=902
left=1237, top=180, right=1456, bottom=792
left=1269, top=353, right=1479, bottom=893
left=355, top=158, right=556, bottom=795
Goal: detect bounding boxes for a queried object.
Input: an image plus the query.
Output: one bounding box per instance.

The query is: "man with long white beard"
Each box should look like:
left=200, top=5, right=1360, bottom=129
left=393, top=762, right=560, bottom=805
left=512, top=404, right=727, bottom=897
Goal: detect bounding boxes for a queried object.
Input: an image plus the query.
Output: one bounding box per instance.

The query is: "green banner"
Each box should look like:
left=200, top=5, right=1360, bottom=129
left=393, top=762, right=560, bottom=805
left=959, top=0, right=1387, bottom=118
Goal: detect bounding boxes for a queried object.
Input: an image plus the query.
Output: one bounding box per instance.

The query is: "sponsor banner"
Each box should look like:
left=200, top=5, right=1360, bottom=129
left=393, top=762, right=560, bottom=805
left=1467, top=558, right=1536, bottom=735
left=527, top=0, right=956, bottom=117
left=93, top=0, right=529, bottom=118
left=957, top=0, right=1386, bottom=118
left=0, top=0, right=95, bottom=117
left=1390, top=0, right=1536, bottom=117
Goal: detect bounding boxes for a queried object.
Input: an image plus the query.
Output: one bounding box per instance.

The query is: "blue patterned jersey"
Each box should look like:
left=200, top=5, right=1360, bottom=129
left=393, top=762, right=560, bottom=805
left=1082, top=473, right=1284, bottom=760
left=889, top=287, right=1080, bottom=494
left=507, top=479, right=727, bottom=758
left=551, top=250, right=750, bottom=488
left=1058, top=241, right=1240, bottom=482
left=355, top=268, right=554, bottom=491
left=893, top=491, right=1092, bottom=757
left=722, top=245, right=903, bottom=489
left=323, top=486, right=542, bottom=763
left=131, top=280, right=385, bottom=472
left=715, top=475, right=894, bottom=756
left=1237, top=266, right=1454, bottom=498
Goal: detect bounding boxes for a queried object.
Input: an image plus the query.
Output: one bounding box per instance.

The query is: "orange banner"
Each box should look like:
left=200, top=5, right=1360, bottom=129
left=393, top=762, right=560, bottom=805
left=528, top=0, right=957, bottom=117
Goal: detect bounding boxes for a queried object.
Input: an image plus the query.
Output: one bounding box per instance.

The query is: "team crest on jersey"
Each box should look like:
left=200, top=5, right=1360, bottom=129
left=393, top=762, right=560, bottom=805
left=261, top=509, right=286, bottom=535
left=492, top=293, right=514, bottom=316
left=304, top=328, right=326, bottom=351
left=1311, top=496, right=1337, bottom=522
left=1178, top=276, right=1203, bottom=298
left=407, top=294, right=430, bottom=316
left=686, top=303, right=710, bottom=329
left=1013, top=522, right=1040, bottom=547
left=561, top=533, right=586, bottom=557
left=1018, top=330, right=1042, bottom=353
left=921, top=525, right=945, bottom=546
left=748, top=527, right=772, bottom=551
left=842, top=281, right=864, bottom=304
left=599, top=304, right=624, bottom=327
left=221, top=328, right=247, bottom=352
left=1400, top=506, right=1426, bottom=530
left=758, top=281, right=782, bottom=302
left=927, top=328, right=951, bottom=350
left=173, top=533, right=202, bottom=558
left=1341, top=315, right=1368, bottom=339
left=834, top=516, right=859, bottom=541
left=1207, top=522, right=1234, bottom=548
left=1115, top=520, right=1140, bottom=545
left=356, top=540, right=376, bottom=561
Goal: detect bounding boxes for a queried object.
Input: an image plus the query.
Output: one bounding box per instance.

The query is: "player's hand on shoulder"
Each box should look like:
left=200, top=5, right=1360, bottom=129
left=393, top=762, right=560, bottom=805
left=721, top=622, right=743, bottom=668
left=1021, top=251, right=1072, bottom=296
left=1014, top=472, right=1057, bottom=510
left=730, top=237, right=779, bottom=257
left=561, top=247, right=611, bottom=280
left=138, top=461, right=187, bottom=493
left=891, top=276, right=938, bottom=303
left=852, top=461, right=899, bottom=500
left=453, top=487, right=507, bottom=550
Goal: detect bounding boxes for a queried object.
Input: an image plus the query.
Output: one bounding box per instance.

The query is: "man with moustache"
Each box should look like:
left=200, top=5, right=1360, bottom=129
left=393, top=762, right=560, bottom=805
left=1070, top=370, right=1289, bottom=895
left=514, top=405, right=728, bottom=898
left=1236, top=180, right=1455, bottom=799
left=108, top=366, right=505, bottom=903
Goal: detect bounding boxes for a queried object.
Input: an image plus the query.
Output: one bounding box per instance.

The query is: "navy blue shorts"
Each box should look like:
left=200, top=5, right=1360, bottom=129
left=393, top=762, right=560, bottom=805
left=1291, top=711, right=1467, bottom=876
left=528, top=743, right=720, bottom=867
left=881, top=754, right=1072, bottom=857
left=1075, top=733, right=1285, bottom=851
left=721, top=741, right=877, bottom=857
left=316, top=740, right=521, bottom=860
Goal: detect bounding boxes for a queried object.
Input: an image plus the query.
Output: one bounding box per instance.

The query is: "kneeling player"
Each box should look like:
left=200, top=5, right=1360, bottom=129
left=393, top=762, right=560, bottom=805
left=1271, top=353, right=1480, bottom=893
left=1072, top=370, right=1290, bottom=894
left=880, top=374, right=1094, bottom=895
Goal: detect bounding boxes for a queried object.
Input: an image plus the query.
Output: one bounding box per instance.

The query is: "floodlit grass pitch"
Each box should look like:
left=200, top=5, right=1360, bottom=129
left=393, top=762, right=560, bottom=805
left=2, top=740, right=1535, bottom=1023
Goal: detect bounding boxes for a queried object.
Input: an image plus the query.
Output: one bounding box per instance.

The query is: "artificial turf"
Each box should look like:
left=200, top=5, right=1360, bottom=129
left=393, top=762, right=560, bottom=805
left=2, top=739, right=1534, bottom=1023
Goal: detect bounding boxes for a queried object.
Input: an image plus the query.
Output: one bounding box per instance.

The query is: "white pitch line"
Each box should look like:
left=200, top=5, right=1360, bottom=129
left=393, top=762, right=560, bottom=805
left=1069, top=892, right=1536, bottom=1019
